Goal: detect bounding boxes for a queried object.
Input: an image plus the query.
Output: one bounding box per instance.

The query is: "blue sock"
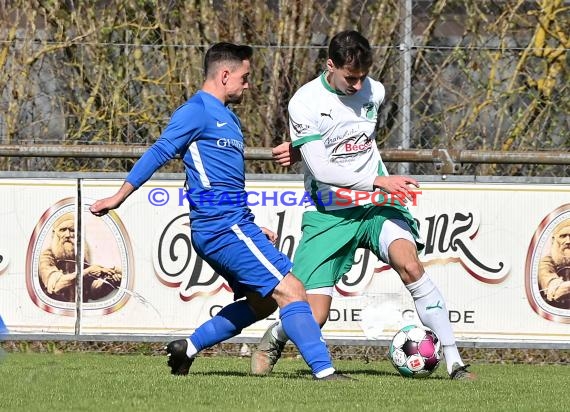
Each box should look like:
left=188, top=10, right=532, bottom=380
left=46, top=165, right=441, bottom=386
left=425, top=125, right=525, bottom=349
left=189, top=300, right=257, bottom=351
left=0, top=315, right=7, bottom=334
left=280, top=301, right=333, bottom=375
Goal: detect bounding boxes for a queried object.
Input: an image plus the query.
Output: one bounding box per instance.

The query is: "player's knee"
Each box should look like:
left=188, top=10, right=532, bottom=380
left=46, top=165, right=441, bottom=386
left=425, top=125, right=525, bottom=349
left=398, top=260, right=424, bottom=284
left=272, top=273, right=308, bottom=306
left=284, top=276, right=308, bottom=302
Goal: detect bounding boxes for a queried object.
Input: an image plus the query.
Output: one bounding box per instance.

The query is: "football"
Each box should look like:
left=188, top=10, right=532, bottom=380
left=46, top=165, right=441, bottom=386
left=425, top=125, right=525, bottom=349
left=388, top=324, right=441, bottom=378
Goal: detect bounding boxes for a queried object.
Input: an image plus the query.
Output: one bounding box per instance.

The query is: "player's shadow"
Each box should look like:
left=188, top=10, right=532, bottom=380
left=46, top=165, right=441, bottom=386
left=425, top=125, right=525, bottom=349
left=180, top=369, right=446, bottom=380
left=286, top=368, right=448, bottom=380
left=187, top=371, right=251, bottom=378
left=253, top=371, right=319, bottom=379
left=276, top=369, right=392, bottom=378
left=344, top=369, right=448, bottom=380
left=187, top=371, right=320, bottom=380
left=335, top=368, right=396, bottom=377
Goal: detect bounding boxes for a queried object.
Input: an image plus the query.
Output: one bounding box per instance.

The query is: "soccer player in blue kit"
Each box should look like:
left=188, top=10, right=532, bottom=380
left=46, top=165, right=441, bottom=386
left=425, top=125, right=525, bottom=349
left=90, top=42, right=347, bottom=380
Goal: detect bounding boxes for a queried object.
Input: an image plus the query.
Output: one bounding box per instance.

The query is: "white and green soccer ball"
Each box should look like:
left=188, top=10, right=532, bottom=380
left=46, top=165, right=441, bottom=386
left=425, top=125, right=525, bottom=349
left=389, top=324, right=441, bottom=378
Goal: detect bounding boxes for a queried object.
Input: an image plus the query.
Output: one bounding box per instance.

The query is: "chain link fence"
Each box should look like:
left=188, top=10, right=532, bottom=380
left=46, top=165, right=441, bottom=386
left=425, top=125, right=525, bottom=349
left=0, top=0, right=568, bottom=176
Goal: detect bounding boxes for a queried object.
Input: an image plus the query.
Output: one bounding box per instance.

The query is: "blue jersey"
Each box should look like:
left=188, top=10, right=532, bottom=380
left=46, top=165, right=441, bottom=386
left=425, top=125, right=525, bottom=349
left=126, top=90, right=252, bottom=232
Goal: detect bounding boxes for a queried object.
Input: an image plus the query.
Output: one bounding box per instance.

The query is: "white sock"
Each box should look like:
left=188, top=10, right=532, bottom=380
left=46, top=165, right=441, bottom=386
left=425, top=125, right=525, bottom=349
left=185, top=338, right=198, bottom=358
left=443, top=345, right=464, bottom=374
left=314, top=367, right=336, bottom=379
left=272, top=320, right=289, bottom=343
left=406, top=274, right=463, bottom=374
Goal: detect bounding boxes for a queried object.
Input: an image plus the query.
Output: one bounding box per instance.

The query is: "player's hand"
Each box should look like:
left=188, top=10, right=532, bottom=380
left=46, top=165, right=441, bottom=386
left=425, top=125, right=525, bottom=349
left=372, top=175, right=420, bottom=203
left=90, top=182, right=135, bottom=217
left=261, top=227, right=278, bottom=244
left=272, top=142, right=301, bottom=167
left=90, top=196, right=122, bottom=216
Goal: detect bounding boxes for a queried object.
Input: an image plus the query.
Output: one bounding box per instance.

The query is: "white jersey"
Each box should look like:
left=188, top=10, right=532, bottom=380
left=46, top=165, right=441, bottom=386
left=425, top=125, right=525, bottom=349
left=288, top=72, right=388, bottom=211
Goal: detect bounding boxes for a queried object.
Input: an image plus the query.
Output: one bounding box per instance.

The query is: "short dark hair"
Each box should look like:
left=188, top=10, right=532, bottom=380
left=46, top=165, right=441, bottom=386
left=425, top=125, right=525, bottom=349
left=328, top=30, right=373, bottom=70
left=204, top=42, right=253, bottom=77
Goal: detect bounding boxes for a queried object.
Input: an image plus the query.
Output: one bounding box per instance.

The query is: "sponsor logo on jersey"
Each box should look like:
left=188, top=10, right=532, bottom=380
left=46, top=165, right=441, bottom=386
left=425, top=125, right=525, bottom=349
left=362, top=102, right=376, bottom=120
left=331, top=133, right=372, bottom=158
left=216, top=138, right=244, bottom=151
left=290, top=118, right=310, bottom=135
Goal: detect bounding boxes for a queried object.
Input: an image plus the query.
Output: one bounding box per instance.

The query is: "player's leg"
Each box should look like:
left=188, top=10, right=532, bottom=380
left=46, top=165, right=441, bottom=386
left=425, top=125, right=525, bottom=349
left=186, top=292, right=276, bottom=353
left=166, top=224, right=282, bottom=375
left=267, top=290, right=333, bottom=339
left=168, top=220, right=344, bottom=379
left=167, top=293, right=276, bottom=375
left=308, top=291, right=333, bottom=326
left=252, top=210, right=357, bottom=376
left=251, top=290, right=333, bottom=375
left=269, top=272, right=345, bottom=379
left=379, top=220, right=475, bottom=380
left=0, top=314, right=7, bottom=334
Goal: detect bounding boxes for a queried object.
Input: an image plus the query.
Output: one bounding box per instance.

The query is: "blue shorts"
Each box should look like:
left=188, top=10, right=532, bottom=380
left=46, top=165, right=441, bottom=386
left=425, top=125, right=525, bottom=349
left=191, top=219, right=292, bottom=299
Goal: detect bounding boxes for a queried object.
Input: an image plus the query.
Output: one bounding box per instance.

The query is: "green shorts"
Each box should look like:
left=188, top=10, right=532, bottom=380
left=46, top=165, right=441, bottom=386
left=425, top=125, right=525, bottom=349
left=291, top=203, right=422, bottom=290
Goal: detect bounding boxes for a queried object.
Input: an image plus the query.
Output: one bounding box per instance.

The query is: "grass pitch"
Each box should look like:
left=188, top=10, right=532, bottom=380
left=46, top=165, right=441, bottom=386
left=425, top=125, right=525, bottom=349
left=0, top=352, right=567, bottom=411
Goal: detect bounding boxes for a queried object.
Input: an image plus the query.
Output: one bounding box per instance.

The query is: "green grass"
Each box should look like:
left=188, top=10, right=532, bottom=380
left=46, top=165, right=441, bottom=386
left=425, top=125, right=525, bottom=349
left=0, top=352, right=567, bottom=411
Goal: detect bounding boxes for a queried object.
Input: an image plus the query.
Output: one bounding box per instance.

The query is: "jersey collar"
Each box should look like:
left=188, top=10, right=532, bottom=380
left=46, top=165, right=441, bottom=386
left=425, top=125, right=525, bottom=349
left=320, top=71, right=345, bottom=96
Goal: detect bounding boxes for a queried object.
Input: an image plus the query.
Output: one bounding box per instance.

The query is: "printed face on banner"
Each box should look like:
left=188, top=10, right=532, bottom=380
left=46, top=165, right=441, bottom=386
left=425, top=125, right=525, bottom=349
left=26, top=197, right=134, bottom=316
left=526, top=204, right=570, bottom=323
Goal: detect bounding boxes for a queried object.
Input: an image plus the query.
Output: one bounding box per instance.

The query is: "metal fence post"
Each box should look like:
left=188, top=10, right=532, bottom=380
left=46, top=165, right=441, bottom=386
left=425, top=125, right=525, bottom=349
left=398, top=0, right=412, bottom=175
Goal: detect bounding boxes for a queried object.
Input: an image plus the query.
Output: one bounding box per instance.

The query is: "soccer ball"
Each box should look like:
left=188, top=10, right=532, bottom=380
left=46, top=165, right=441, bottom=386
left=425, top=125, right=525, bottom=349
left=389, top=325, right=441, bottom=378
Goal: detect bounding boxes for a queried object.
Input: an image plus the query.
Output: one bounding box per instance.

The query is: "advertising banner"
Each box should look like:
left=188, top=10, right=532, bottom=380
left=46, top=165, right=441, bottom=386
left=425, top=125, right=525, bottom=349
left=1, top=177, right=569, bottom=345
left=0, top=179, right=78, bottom=333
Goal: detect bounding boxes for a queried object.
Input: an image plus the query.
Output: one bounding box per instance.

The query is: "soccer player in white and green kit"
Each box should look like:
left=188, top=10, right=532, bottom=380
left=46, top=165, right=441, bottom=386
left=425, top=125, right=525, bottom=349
left=251, top=30, right=475, bottom=380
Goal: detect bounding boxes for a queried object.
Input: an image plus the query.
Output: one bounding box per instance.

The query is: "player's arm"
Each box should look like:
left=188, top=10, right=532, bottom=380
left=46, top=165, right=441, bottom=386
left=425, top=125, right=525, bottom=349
left=371, top=175, right=419, bottom=201
left=89, top=145, right=171, bottom=216
left=286, top=98, right=375, bottom=191
left=297, top=135, right=419, bottom=200
left=299, top=139, right=376, bottom=191
left=289, top=86, right=418, bottom=199
left=298, top=139, right=419, bottom=201
left=90, top=181, right=136, bottom=216
left=125, top=103, right=204, bottom=188
left=90, top=103, right=203, bottom=217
